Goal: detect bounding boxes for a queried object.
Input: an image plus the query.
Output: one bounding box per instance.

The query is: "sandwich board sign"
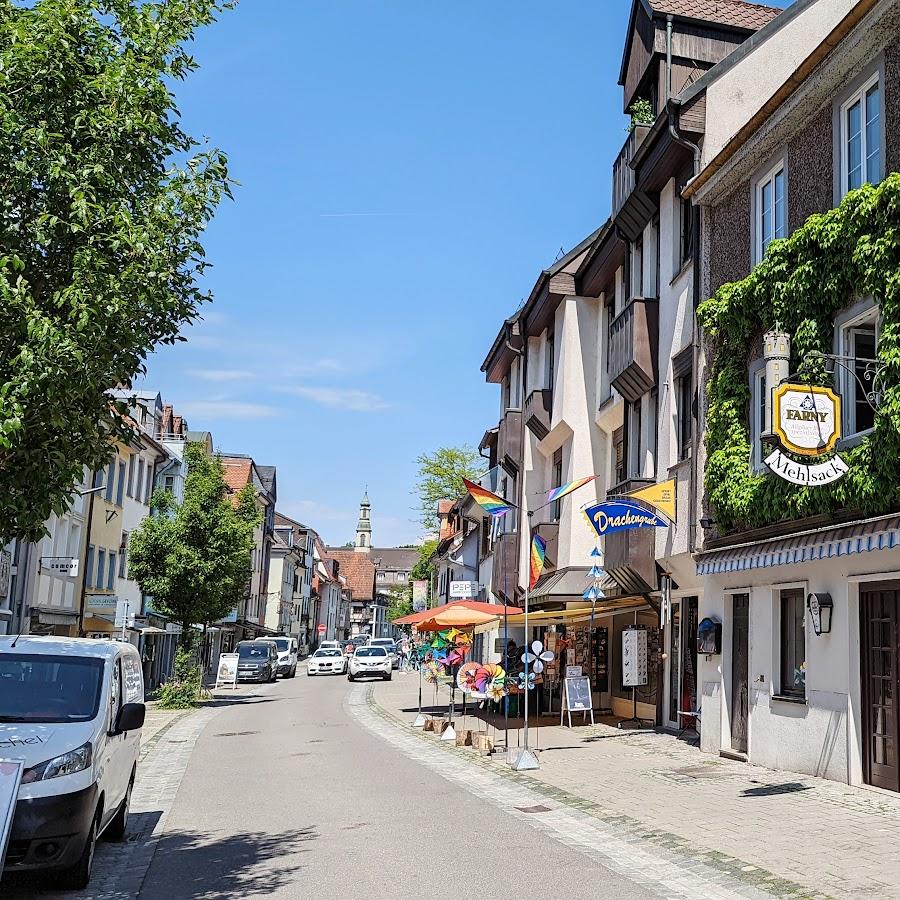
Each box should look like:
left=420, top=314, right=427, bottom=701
left=0, top=759, right=23, bottom=873
left=215, top=653, right=239, bottom=689
left=561, top=675, right=594, bottom=728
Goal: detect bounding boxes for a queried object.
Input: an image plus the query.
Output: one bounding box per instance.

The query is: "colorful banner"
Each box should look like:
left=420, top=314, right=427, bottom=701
left=545, top=475, right=597, bottom=506
left=411, top=579, right=428, bottom=612
left=583, top=500, right=668, bottom=538
left=622, top=479, right=676, bottom=522
left=462, top=477, right=514, bottom=518
left=529, top=532, right=547, bottom=590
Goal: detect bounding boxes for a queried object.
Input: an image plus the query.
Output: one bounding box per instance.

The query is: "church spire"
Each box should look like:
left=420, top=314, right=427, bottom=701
left=355, top=489, right=372, bottom=552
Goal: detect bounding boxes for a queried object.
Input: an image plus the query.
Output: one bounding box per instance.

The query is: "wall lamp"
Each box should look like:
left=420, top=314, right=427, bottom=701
left=807, top=592, right=834, bottom=635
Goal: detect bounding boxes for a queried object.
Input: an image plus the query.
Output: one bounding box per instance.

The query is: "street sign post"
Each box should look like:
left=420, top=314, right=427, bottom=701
left=317, top=623, right=326, bottom=635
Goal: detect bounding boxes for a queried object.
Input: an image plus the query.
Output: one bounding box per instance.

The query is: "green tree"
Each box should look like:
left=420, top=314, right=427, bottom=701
left=128, top=443, right=260, bottom=641
left=385, top=582, right=413, bottom=624
left=411, top=537, right=438, bottom=585
left=0, top=0, right=234, bottom=543
left=414, top=445, right=483, bottom=530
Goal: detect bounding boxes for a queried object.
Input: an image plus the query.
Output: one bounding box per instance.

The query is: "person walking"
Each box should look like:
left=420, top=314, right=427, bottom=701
left=399, top=635, right=411, bottom=672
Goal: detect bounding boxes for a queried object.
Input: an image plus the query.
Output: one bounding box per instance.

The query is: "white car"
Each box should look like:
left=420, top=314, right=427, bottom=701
left=347, top=646, right=392, bottom=682
left=272, top=636, right=298, bottom=678
left=306, top=648, right=346, bottom=676
left=1, top=636, right=146, bottom=890
left=318, top=640, right=341, bottom=651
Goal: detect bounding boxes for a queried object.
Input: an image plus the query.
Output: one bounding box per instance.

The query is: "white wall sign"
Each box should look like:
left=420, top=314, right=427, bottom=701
left=449, top=581, right=478, bottom=599
left=622, top=627, right=648, bottom=687
left=0, top=759, right=24, bottom=872
left=765, top=449, right=849, bottom=486
left=41, top=557, right=80, bottom=577
left=565, top=665, right=583, bottom=678
left=215, top=653, right=239, bottom=689
left=772, top=383, right=841, bottom=457
left=114, top=599, right=132, bottom=629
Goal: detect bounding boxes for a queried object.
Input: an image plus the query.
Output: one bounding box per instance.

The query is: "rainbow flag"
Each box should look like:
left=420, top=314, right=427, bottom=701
left=529, top=532, right=547, bottom=590
left=545, top=475, right=597, bottom=506
left=462, top=477, right=513, bottom=518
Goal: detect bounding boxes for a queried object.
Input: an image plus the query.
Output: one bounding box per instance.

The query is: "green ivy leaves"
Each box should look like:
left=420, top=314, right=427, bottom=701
left=699, top=175, right=900, bottom=532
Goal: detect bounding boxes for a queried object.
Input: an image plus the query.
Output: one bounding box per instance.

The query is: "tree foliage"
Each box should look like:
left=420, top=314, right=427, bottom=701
left=0, top=0, right=234, bottom=543
left=411, top=537, right=438, bottom=584
left=414, top=445, right=483, bottom=530
left=385, top=582, right=412, bottom=624
left=127, top=443, right=260, bottom=637
left=698, top=175, right=900, bottom=532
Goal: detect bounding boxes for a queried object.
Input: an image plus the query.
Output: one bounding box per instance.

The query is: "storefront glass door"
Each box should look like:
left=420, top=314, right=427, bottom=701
left=666, top=598, right=698, bottom=730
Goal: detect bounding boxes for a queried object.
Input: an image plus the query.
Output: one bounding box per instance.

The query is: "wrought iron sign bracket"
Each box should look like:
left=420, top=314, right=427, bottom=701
left=803, top=351, right=886, bottom=413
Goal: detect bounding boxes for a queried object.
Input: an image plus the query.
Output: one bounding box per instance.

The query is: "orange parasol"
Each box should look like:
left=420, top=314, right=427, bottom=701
left=392, top=599, right=520, bottom=628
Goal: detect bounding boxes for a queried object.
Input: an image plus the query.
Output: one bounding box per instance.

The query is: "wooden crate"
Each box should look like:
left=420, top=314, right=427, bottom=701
left=474, top=733, right=494, bottom=754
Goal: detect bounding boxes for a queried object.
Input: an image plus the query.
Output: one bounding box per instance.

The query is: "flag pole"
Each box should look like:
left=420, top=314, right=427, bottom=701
left=512, top=510, right=539, bottom=771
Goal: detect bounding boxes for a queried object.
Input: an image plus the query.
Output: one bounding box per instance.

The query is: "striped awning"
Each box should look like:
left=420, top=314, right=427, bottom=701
left=696, top=514, right=900, bottom=576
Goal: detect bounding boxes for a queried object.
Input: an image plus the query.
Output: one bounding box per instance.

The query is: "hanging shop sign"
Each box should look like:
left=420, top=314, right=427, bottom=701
left=449, top=581, right=478, bottom=599
left=772, top=384, right=841, bottom=456
left=764, top=449, right=849, bottom=485
left=766, top=383, right=848, bottom=486
left=622, top=479, right=676, bottom=522
left=582, top=500, right=668, bottom=538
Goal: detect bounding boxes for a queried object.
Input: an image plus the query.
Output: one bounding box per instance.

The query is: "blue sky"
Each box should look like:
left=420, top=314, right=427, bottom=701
left=143, top=0, right=785, bottom=547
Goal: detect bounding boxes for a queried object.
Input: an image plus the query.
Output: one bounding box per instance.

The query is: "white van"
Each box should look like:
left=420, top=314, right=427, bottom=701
left=0, top=636, right=146, bottom=890
left=272, top=636, right=298, bottom=678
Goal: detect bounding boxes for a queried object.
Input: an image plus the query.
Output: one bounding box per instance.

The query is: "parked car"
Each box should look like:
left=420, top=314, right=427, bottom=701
left=306, top=647, right=346, bottom=676
left=319, top=640, right=341, bottom=651
left=347, top=646, right=392, bottom=682
left=1, top=636, right=146, bottom=890
left=369, top=638, right=399, bottom=669
left=272, top=636, right=298, bottom=678
left=236, top=640, right=278, bottom=683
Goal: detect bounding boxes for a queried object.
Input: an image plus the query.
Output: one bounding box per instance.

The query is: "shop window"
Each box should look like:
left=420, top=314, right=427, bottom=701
left=837, top=305, right=878, bottom=438
left=779, top=588, right=806, bottom=699
left=840, top=73, right=882, bottom=197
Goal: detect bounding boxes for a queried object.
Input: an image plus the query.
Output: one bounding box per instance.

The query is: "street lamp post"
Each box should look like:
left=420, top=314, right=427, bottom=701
left=76, top=482, right=107, bottom=638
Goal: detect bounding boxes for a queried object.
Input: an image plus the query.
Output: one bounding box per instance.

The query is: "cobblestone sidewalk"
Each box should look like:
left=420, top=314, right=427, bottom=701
left=373, top=674, right=900, bottom=899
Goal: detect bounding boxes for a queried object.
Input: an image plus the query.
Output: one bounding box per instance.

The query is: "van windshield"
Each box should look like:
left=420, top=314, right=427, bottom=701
left=0, top=654, right=105, bottom=724
left=274, top=639, right=290, bottom=652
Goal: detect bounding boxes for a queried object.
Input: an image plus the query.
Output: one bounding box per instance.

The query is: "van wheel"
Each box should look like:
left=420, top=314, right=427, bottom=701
left=105, top=773, right=133, bottom=842
left=59, top=808, right=99, bottom=890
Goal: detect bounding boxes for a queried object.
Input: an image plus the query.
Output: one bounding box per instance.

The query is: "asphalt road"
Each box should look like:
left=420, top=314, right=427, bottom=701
left=138, top=669, right=654, bottom=900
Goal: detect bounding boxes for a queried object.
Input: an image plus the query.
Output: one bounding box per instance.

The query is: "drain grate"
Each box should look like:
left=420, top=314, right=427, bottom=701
left=515, top=804, right=551, bottom=814
left=214, top=730, right=260, bottom=738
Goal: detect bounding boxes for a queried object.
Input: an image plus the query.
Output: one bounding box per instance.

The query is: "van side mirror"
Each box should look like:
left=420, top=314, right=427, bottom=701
left=115, top=702, right=146, bottom=734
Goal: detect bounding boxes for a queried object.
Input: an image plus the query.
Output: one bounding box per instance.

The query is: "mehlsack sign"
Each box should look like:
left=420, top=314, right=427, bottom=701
left=766, top=383, right=848, bottom=486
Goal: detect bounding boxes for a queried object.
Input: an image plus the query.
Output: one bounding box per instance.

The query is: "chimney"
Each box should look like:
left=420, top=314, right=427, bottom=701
left=161, top=405, right=173, bottom=436
left=172, top=415, right=183, bottom=437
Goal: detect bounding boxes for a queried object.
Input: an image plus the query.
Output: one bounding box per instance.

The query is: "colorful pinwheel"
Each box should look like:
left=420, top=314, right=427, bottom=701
left=457, top=661, right=481, bottom=692
left=423, top=660, right=442, bottom=684
left=516, top=671, right=536, bottom=691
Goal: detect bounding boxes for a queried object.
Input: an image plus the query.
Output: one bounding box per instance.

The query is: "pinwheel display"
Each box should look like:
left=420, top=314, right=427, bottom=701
left=456, top=662, right=508, bottom=697
left=456, top=661, right=481, bottom=692
left=423, top=660, right=442, bottom=684
left=427, top=628, right=472, bottom=671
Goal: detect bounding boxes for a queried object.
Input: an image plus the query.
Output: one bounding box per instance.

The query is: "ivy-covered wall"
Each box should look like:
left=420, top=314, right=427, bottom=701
left=698, top=175, right=900, bottom=533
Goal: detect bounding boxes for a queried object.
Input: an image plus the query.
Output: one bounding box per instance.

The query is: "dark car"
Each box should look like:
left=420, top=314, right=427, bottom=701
left=236, top=640, right=278, bottom=683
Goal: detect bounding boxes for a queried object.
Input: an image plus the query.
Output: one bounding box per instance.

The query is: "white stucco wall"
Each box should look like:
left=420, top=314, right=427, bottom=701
left=698, top=546, right=900, bottom=784
left=701, top=0, right=860, bottom=168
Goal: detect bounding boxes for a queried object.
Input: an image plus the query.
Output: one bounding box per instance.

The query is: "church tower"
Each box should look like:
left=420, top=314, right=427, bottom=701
left=355, top=490, right=372, bottom=552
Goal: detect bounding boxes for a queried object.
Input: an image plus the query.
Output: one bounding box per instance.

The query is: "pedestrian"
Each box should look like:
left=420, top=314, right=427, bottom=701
left=399, top=635, right=410, bottom=671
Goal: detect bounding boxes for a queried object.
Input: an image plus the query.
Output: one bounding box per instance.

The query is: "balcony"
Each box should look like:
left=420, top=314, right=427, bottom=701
left=490, top=531, right=520, bottom=605
left=608, top=296, right=658, bottom=403
left=497, top=409, right=523, bottom=476
left=604, top=478, right=656, bottom=594
left=611, top=124, right=657, bottom=241
left=524, top=389, right=552, bottom=440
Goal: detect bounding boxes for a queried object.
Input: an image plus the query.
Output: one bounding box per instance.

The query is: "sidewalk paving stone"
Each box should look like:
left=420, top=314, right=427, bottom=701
left=372, top=672, right=900, bottom=898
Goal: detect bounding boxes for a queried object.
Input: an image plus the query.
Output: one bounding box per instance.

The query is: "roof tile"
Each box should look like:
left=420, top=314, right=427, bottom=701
left=326, top=550, right=376, bottom=602
left=649, top=0, right=782, bottom=31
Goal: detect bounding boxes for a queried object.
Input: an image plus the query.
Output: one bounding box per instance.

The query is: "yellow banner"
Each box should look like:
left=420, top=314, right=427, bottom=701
left=625, top=479, right=676, bottom=522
